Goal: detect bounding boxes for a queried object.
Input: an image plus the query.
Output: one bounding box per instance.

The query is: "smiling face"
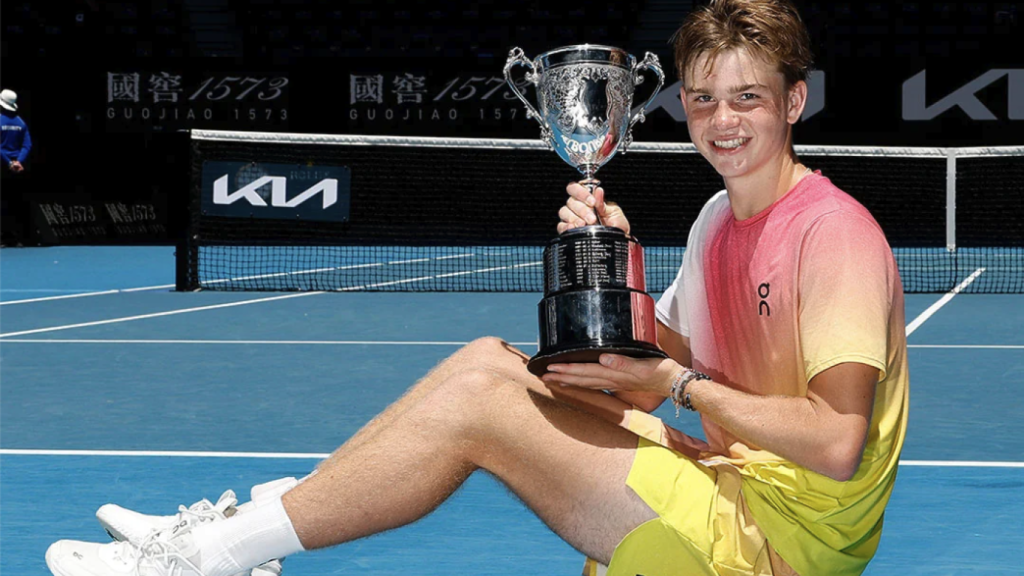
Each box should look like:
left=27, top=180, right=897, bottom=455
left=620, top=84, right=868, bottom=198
left=681, top=47, right=806, bottom=184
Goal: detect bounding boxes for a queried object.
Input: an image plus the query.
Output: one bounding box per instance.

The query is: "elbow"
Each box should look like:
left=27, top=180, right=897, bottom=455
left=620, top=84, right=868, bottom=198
left=822, top=441, right=866, bottom=482
left=824, top=459, right=859, bottom=483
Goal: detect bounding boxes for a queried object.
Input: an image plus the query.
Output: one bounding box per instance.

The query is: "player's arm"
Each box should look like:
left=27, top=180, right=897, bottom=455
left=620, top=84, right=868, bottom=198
left=611, top=321, right=688, bottom=412
left=18, top=125, right=31, bottom=163
left=544, top=357, right=876, bottom=481
left=685, top=362, right=877, bottom=481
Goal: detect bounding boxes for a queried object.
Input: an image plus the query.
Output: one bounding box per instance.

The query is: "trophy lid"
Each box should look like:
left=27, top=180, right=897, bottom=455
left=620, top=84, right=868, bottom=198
left=535, top=45, right=635, bottom=71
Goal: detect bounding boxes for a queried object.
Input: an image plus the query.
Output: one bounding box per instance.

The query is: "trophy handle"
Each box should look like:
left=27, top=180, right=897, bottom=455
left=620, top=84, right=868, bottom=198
left=623, top=52, right=665, bottom=151
left=504, top=47, right=554, bottom=146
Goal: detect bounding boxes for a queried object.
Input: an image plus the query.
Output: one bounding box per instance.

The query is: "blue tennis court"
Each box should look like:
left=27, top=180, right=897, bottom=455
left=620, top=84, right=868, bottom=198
left=2, top=246, right=1022, bottom=575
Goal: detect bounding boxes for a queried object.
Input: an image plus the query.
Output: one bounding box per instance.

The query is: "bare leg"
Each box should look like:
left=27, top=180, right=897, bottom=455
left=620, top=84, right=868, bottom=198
left=283, top=337, right=657, bottom=564
left=314, top=339, right=635, bottom=469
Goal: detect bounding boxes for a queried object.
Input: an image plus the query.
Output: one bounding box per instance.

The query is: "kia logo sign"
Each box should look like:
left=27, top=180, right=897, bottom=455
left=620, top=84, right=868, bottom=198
left=903, top=69, right=1023, bottom=121
left=212, top=175, right=338, bottom=209
left=201, top=161, right=351, bottom=222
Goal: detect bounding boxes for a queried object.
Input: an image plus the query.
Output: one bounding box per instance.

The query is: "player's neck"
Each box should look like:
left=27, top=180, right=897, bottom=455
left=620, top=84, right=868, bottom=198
left=724, top=151, right=808, bottom=221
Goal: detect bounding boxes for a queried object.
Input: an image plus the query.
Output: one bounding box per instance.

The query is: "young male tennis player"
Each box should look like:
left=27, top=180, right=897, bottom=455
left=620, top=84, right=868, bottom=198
left=46, top=1, right=907, bottom=575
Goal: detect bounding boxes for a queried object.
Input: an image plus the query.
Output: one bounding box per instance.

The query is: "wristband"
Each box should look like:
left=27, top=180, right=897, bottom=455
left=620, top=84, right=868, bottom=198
left=669, top=368, right=710, bottom=417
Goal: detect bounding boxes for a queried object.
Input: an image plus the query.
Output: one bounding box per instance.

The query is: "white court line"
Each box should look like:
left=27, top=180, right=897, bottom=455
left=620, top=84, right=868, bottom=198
left=0, top=259, right=541, bottom=338
left=1, top=289, right=120, bottom=293
left=904, top=267, right=985, bottom=337
left=0, top=339, right=540, bottom=346
left=3, top=339, right=1023, bottom=350
left=0, top=449, right=330, bottom=459
left=0, top=253, right=480, bottom=306
left=338, top=275, right=456, bottom=291
left=909, top=345, right=1024, bottom=350
left=336, top=260, right=542, bottom=291
left=899, top=460, right=1024, bottom=468
left=1, top=448, right=1021, bottom=468
left=201, top=254, right=477, bottom=286
left=0, top=292, right=324, bottom=338
left=436, top=261, right=542, bottom=278
left=0, top=284, right=174, bottom=306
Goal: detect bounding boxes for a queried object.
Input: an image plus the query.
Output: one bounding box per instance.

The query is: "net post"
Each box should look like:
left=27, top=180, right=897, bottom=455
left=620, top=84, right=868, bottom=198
left=176, top=130, right=200, bottom=291
left=946, top=148, right=957, bottom=253
left=175, top=236, right=189, bottom=291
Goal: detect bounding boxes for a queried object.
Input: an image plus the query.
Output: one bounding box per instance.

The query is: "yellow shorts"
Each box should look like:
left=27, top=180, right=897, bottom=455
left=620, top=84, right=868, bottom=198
left=599, top=410, right=775, bottom=576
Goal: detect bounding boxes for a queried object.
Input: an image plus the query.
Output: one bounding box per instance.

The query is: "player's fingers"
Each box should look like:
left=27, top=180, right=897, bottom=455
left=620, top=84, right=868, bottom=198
left=592, top=187, right=609, bottom=216
left=567, top=182, right=598, bottom=207
left=546, top=362, right=634, bottom=382
left=566, top=197, right=597, bottom=224
left=558, top=206, right=586, bottom=230
left=541, top=372, right=618, bottom=390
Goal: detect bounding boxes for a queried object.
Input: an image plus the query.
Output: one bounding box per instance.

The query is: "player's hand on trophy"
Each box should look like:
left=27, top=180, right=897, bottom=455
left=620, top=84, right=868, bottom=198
left=558, top=182, right=630, bottom=235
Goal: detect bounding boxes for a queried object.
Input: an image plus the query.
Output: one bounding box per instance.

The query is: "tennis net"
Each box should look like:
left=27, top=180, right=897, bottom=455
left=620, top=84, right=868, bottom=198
left=178, top=130, right=1023, bottom=294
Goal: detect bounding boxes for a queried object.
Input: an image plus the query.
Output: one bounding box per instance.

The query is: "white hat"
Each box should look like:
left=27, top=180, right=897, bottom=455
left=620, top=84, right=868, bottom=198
left=0, top=89, right=18, bottom=112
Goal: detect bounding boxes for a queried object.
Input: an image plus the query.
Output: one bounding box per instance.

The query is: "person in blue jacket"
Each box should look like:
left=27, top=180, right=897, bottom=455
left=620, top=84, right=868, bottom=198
left=1, top=89, right=32, bottom=174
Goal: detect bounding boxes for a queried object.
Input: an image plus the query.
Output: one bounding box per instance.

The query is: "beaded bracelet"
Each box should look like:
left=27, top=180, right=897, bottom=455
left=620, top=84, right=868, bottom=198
left=669, top=368, right=710, bottom=417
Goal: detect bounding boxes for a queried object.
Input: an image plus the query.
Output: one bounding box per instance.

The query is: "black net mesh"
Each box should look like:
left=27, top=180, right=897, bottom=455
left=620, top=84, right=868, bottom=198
left=954, top=156, right=1024, bottom=293
left=180, top=135, right=1023, bottom=293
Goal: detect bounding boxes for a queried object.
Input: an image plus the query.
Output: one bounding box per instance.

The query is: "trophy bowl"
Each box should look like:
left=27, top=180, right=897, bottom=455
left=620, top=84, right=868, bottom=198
left=503, top=45, right=668, bottom=376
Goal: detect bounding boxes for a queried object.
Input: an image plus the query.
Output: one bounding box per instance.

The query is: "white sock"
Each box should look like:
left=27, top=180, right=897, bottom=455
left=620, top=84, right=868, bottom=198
left=235, top=476, right=300, bottom=515
left=191, top=496, right=305, bottom=576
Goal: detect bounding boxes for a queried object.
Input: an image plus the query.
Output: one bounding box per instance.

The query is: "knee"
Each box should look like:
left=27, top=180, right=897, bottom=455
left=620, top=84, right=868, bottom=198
left=410, top=366, right=510, bottom=437
left=425, top=337, right=529, bottom=411
left=440, top=365, right=508, bottom=406
left=459, top=336, right=509, bottom=362
left=445, top=336, right=521, bottom=373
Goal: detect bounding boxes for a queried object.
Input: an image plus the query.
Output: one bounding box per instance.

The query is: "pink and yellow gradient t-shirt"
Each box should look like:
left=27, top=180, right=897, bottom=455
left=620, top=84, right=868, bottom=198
left=655, top=173, right=909, bottom=576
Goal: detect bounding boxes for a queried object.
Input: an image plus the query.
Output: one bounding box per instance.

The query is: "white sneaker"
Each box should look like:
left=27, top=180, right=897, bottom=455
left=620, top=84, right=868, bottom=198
left=97, top=490, right=238, bottom=546
left=47, top=481, right=300, bottom=576
left=96, top=479, right=297, bottom=576
left=46, top=529, right=207, bottom=576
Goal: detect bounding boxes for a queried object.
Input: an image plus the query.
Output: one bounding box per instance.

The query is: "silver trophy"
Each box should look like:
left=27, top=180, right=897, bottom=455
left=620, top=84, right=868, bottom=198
left=503, top=45, right=668, bottom=375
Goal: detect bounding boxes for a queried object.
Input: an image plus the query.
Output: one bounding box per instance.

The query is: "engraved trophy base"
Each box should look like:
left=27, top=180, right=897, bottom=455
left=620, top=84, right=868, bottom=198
left=526, top=226, right=668, bottom=376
